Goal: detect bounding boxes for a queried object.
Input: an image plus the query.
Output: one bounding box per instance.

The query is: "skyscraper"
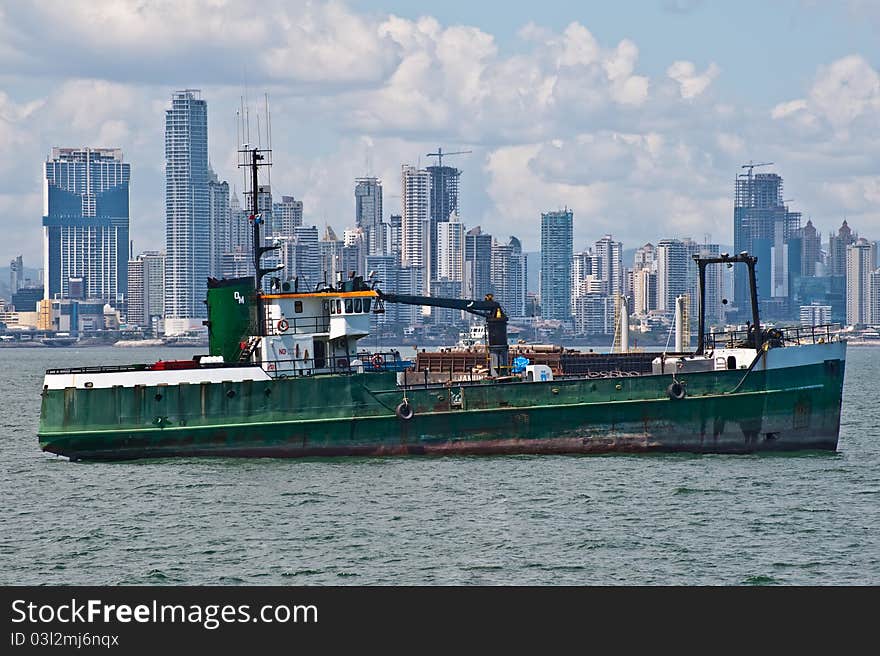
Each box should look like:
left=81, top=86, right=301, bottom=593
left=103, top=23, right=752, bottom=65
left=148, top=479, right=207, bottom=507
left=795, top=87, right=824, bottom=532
left=540, top=209, right=573, bottom=321
left=799, top=219, right=821, bottom=277
left=355, top=177, right=385, bottom=256
left=401, top=165, right=429, bottom=293
left=427, top=164, right=460, bottom=285
left=828, top=220, right=856, bottom=277
left=42, top=147, right=130, bottom=307
left=207, top=169, right=230, bottom=279
left=846, top=238, right=876, bottom=326
left=164, top=89, right=208, bottom=335
left=733, top=170, right=800, bottom=313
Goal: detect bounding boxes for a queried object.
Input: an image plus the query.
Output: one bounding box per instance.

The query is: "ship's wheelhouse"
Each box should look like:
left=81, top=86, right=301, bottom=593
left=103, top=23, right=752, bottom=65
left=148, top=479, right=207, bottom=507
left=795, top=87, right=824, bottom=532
left=259, top=291, right=376, bottom=376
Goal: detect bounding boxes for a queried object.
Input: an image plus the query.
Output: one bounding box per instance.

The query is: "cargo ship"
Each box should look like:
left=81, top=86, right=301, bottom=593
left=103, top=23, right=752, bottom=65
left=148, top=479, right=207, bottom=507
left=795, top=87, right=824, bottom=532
left=37, top=150, right=846, bottom=460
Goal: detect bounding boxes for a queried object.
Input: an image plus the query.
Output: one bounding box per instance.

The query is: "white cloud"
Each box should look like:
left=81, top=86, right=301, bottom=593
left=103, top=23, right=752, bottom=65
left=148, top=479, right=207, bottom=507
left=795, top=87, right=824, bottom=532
left=666, top=60, right=720, bottom=99
left=771, top=99, right=808, bottom=119
left=808, top=55, right=880, bottom=128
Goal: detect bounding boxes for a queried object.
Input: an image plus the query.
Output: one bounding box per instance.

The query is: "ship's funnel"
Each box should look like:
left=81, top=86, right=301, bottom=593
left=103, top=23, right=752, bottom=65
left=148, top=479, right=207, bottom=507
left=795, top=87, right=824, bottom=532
left=206, top=277, right=257, bottom=363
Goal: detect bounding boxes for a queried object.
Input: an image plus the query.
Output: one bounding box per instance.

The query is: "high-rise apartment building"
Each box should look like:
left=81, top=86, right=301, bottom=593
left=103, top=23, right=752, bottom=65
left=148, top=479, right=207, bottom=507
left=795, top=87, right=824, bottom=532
left=464, top=226, right=492, bottom=302
left=355, top=177, right=385, bottom=256
left=127, top=251, right=165, bottom=329
left=42, top=147, right=130, bottom=307
left=733, top=170, right=800, bottom=312
left=273, top=195, right=303, bottom=238
left=593, top=234, right=623, bottom=297
left=846, top=238, right=877, bottom=326
left=683, top=239, right=722, bottom=324
left=164, top=89, right=209, bottom=335
left=401, top=165, right=429, bottom=293
left=632, top=268, right=657, bottom=316
left=540, top=209, right=573, bottom=321
left=633, top=243, right=656, bottom=272
left=342, top=227, right=367, bottom=278
left=282, top=226, right=321, bottom=292
left=491, top=236, right=527, bottom=317
left=388, top=214, right=403, bottom=264
left=656, top=238, right=688, bottom=314
left=436, top=213, right=465, bottom=283
left=571, top=249, right=600, bottom=313
left=871, top=270, right=880, bottom=326
left=800, top=303, right=832, bottom=327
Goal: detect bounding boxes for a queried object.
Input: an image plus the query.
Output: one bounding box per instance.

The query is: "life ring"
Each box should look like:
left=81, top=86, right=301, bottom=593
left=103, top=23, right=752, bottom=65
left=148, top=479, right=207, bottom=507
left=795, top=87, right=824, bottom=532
left=277, top=318, right=289, bottom=332
left=396, top=401, right=414, bottom=421
left=371, top=354, right=384, bottom=370
left=667, top=381, right=686, bottom=400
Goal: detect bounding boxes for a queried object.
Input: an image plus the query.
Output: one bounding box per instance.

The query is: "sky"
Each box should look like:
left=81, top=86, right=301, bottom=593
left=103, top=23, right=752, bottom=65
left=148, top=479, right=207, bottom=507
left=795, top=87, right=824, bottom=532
left=1, top=0, right=879, bottom=268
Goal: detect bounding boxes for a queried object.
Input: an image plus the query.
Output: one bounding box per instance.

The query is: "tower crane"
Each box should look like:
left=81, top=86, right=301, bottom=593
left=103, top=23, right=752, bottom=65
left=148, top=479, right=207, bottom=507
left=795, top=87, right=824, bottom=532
left=740, top=161, right=774, bottom=178
left=425, top=147, right=472, bottom=168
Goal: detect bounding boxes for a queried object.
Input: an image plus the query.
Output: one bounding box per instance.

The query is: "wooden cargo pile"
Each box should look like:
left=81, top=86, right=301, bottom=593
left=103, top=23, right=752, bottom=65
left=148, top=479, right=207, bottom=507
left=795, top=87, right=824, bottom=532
left=413, top=346, right=662, bottom=378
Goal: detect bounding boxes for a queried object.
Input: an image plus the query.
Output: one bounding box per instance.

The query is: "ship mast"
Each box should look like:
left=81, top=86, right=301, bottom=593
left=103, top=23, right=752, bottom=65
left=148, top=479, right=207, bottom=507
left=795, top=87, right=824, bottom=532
left=239, top=145, right=280, bottom=337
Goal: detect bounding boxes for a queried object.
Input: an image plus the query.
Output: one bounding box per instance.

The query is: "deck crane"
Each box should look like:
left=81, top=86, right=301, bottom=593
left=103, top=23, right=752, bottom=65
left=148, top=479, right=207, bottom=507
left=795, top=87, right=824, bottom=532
left=376, top=290, right=509, bottom=377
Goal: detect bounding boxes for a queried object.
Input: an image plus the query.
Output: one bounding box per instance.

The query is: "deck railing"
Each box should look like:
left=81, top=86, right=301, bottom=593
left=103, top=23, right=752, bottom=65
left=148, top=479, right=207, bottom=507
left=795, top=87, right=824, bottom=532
left=46, top=351, right=410, bottom=377
left=705, top=323, right=841, bottom=350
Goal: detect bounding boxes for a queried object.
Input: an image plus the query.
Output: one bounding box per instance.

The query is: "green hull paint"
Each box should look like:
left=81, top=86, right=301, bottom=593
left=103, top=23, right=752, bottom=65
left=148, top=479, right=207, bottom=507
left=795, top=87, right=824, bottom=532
left=38, top=354, right=845, bottom=460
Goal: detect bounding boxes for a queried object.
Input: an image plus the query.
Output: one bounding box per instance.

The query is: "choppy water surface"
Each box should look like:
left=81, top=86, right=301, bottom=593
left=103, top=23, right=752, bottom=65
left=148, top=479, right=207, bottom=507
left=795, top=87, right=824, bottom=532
left=1, top=346, right=878, bottom=585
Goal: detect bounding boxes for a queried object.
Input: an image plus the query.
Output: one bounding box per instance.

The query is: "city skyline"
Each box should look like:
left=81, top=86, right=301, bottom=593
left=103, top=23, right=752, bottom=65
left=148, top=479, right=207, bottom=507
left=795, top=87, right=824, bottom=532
left=1, top=1, right=879, bottom=266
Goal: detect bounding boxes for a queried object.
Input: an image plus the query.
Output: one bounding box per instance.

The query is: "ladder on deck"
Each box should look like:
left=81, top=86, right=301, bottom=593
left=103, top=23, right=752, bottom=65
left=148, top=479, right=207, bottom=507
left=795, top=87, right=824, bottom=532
left=238, top=336, right=261, bottom=363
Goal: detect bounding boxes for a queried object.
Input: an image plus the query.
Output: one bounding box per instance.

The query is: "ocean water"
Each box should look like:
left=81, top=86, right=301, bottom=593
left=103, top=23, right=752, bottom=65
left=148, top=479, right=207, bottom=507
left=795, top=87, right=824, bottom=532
left=1, top=345, right=878, bottom=586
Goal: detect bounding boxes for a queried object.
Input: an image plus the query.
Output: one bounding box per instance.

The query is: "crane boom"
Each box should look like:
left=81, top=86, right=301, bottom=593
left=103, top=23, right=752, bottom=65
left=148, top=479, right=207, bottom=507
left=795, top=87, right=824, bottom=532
left=377, top=290, right=510, bottom=376
left=425, top=146, right=473, bottom=168
left=740, top=161, right=774, bottom=177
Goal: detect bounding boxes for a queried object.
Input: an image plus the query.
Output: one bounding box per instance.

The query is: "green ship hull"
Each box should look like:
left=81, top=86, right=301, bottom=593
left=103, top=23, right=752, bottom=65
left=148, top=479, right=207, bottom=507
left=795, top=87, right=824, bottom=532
left=38, top=343, right=845, bottom=461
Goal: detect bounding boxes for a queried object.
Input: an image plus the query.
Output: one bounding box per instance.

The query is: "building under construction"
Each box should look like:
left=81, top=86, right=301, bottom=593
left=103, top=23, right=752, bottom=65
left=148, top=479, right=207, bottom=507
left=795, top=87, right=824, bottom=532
left=733, top=165, right=801, bottom=317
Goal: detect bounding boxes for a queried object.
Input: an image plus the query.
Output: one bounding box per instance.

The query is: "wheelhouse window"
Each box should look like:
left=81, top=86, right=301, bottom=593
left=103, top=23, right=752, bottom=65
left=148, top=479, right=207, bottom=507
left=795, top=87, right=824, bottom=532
left=354, top=298, right=363, bottom=313
left=345, top=299, right=353, bottom=314
left=336, top=299, right=342, bottom=314
left=294, top=301, right=303, bottom=313
left=364, top=298, right=372, bottom=313
left=330, top=300, right=336, bottom=314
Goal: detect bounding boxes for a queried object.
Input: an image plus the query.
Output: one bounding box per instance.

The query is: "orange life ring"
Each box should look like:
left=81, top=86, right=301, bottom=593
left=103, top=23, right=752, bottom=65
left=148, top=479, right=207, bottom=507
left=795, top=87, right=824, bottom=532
left=277, top=318, right=289, bottom=332
left=371, top=354, right=384, bottom=370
